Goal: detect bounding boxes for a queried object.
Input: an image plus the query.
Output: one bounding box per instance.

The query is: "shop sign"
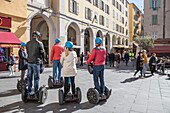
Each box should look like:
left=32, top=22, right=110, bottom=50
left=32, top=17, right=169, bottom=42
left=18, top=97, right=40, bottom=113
left=0, top=16, right=11, bottom=28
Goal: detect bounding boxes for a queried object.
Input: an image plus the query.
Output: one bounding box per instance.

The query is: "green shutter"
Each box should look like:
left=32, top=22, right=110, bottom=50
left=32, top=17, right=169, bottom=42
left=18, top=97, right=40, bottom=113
left=150, top=0, right=152, bottom=8
left=157, top=0, right=161, bottom=8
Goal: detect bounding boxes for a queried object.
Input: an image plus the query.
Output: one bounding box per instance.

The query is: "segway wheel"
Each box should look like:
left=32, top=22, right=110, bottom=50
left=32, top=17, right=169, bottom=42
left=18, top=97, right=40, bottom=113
left=48, top=76, right=53, bottom=88
left=87, top=88, right=99, bottom=104
left=39, top=86, right=48, bottom=104
left=17, top=80, right=22, bottom=92
left=105, top=87, right=111, bottom=99
left=76, top=87, right=82, bottom=103
left=58, top=89, right=64, bottom=105
left=21, top=88, right=28, bottom=103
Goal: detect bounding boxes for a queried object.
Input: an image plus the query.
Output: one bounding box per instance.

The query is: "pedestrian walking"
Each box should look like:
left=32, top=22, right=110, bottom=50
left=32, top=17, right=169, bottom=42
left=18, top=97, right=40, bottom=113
left=149, top=53, right=157, bottom=76
left=115, top=51, right=121, bottom=68
left=109, top=52, right=115, bottom=67
left=60, top=41, right=77, bottom=98
left=124, top=51, right=129, bottom=66
left=18, top=42, right=28, bottom=80
left=86, top=37, right=106, bottom=97
left=8, top=52, right=15, bottom=76
left=50, top=38, right=64, bottom=83
left=142, top=50, right=148, bottom=77
left=26, top=31, right=46, bottom=98
left=134, top=52, right=144, bottom=78
left=80, top=52, right=84, bottom=66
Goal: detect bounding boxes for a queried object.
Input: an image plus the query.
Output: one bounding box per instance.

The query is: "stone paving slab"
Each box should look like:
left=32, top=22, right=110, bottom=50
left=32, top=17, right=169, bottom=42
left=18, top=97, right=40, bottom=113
left=0, top=62, right=170, bottom=113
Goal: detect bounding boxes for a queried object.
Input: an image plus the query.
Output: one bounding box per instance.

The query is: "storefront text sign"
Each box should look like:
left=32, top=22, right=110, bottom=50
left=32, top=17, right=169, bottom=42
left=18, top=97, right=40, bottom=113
left=0, top=16, right=11, bottom=28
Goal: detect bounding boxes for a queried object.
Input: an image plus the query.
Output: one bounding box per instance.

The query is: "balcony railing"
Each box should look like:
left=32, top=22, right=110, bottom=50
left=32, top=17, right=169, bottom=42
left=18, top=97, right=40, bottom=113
left=28, top=0, right=51, bottom=9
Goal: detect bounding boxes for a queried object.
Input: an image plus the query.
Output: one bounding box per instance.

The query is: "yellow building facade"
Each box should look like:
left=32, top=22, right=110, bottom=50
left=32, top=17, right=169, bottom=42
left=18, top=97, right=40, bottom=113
left=0, top=0, right=27, bottom=71
left=129, top=3, right=142, bottom=49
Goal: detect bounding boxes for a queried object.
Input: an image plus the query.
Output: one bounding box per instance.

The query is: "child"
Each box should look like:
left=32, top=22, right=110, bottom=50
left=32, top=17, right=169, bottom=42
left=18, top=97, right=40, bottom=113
left=60, top=41, right=77, bottom=97
left=86, top=37, right=106, bottom=97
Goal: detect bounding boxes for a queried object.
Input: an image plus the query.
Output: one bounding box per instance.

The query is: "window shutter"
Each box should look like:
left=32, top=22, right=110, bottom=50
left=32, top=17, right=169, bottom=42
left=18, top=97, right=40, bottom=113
left=157, top=0, right=161, bottom=8
left=70, top=0, right=73, bottom=12
left=76, top=2, right=79, bottom=15
left=149, top=0, right=152, bottom=8
left=91, top=10, right=93, bottom=20
left=85, top=8, right=88, bottom=19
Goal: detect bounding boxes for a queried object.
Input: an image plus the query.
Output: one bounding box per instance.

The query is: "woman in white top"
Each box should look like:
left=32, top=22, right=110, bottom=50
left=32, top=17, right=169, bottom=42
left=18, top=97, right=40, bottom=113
left=60, top=41, right=77, bottom=96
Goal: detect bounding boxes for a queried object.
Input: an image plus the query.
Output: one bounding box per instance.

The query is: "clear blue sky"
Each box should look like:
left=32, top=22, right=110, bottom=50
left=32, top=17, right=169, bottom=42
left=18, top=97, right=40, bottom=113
left=128, top=0, right=144, bottom=12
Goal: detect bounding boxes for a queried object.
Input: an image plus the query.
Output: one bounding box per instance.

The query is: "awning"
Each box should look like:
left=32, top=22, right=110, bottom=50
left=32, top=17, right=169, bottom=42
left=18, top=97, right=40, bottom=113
left=0, top=31, right=21, bottom=45
left=149, top=46, right=170, bottom=53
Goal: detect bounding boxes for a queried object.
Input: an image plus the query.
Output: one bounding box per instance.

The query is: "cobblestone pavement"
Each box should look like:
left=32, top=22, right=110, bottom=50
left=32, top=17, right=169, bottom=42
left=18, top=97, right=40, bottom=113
left=0, top=62, right=170, bottom=113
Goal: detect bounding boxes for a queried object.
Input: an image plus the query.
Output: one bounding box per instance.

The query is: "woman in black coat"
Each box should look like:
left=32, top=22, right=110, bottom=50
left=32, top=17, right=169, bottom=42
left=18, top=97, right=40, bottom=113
left=134, top=52, right=144, bottom=77
left=18, top=42, right=27, bottom=80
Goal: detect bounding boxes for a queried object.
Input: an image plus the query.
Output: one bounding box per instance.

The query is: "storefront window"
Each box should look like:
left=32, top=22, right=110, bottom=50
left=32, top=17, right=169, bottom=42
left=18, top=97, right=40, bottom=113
left=0, top=48, right=8, bottom=63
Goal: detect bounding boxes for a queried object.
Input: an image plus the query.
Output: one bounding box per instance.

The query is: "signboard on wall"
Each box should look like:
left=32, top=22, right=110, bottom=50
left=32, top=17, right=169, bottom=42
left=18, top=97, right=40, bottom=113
left=0, top=16, right=11, bottom=28
left=59, top=36, right=66, bottom=45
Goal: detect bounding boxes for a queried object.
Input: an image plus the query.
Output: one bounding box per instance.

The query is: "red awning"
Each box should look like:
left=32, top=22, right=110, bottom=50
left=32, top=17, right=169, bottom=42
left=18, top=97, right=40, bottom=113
left=149, top=46, right=170, bottom=53
left=0, top=31, right=21, bottom=44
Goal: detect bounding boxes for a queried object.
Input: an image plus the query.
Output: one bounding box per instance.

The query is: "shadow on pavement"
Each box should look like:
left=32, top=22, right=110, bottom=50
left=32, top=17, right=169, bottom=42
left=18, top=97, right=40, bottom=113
left=0, top=76, right=20, bottom=79
left=0, top=89, right=20, bottom=97
left=0, top=101, right=106, bottom=113
left=120, top=77, right=139, bottom=83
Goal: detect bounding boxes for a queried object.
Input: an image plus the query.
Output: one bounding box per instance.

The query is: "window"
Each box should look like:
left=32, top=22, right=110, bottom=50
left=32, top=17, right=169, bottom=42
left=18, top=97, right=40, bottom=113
left=85, top=8, right=92, bottom=20
left=93, top=0, right=98, bottom=7
left=152, top=0, right=157, bottom=9
left=126, top=0, right=128, bottom=8
left=87, top=0, right=92, bottom=3
left=116, top=24, right=119, bottom=31
left=106, top=18, right=109, bottom=28
left=94, top=12, right=98, bottom=23
left=99, top=15, right=104, bottom=26
left=152, top=31, right=158, bottom=39
left=122, top=27, right=124, bottom=34
left=69, top=0, right=79, bottom=15
left=119, top=15, right=121, bottom=22
left=152, top=15, right=158, bottom=25
left=126, top=11, right=128, bottom=17
left=112, top=0, right=115, bottom=6
left=100, top=0, right=104, bottom=11
left=126, top=29, right=128, bottom=35
left=116, top=12, right=118, bottom=20
left=105, top=4, right=109, bottom=14
left=119, top=5, right=122, bottom=12
left=116, top=2, right=119, bottom=9
left=122, top=17, right=124, bottom=24
left=113, top=22, right=115, bottom=30
left=113, top=10, right=115, bottom=18
left=122, top=0, right=124, bottom=4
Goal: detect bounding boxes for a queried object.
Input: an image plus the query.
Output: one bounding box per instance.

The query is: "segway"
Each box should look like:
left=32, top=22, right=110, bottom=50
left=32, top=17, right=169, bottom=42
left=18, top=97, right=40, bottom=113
left=48, top=76, right=64, bottom=89
left=58, top=87, right=82, bottom=105
left=87, top=87, right=112, bottom=104
left=87, top=63, right=112, bottom=104
left=21, top=85, right=48, bottom=104
left=17, top=78, right=28, bottom=92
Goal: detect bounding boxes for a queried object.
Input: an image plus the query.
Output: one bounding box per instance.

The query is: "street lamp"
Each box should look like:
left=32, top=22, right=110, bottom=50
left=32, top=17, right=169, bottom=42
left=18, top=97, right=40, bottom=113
left=40, top=7, right=53, bottom=14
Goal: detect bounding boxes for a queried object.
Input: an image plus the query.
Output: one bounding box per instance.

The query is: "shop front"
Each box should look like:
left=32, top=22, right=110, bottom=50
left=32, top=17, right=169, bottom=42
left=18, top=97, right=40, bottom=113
left=0, top=16, right=21, bottom=71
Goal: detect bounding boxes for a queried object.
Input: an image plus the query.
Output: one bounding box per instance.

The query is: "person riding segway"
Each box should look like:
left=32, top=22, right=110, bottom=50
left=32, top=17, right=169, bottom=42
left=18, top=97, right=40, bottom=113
left=48, top=38, right=64, bottom=89
left=86, top=37, right=111, bottom=104
left=21, top=31, right=48, bottom=104
left=17, top=42, right=28, bottom=92
left=58, top=41, right=81, bottom=105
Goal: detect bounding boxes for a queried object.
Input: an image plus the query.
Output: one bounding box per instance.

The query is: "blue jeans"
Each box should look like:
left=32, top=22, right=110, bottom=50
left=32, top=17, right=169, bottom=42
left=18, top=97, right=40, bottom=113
left=53, top=60, right=62, bottom=81
left=27, top=63, right=40, bottom=94
left=143, top=63, right=148, bottom=75
left=93, top=65, right=105, bottom=94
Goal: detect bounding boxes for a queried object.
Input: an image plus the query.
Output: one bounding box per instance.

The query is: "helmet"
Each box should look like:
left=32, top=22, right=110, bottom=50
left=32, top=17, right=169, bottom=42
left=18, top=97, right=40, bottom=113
left=20, top=42, right=26, bottom=47
left=32, top=31, right=41, bottom=37
left=65, top=41, right=73, bottom=49
left=95, top=37, right=102, bottom=44
left=55, top=38, right=61, bottom=43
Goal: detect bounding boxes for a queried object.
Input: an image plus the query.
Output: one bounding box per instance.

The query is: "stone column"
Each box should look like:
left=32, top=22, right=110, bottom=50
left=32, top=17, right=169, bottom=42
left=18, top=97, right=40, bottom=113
left=103, top=36, right=105, bottom=48
left=80, top=32, right=84, bottom=53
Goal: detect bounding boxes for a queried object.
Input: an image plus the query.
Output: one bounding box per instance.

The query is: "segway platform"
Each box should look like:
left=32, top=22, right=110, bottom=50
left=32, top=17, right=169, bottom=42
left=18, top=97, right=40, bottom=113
left=87, top=86, right=112, bottom=104
left=48, top=76, right=64, bottom=89
left=58, top=87, right=82, bottom=105
left=21, top=85, right=48, bottom=104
